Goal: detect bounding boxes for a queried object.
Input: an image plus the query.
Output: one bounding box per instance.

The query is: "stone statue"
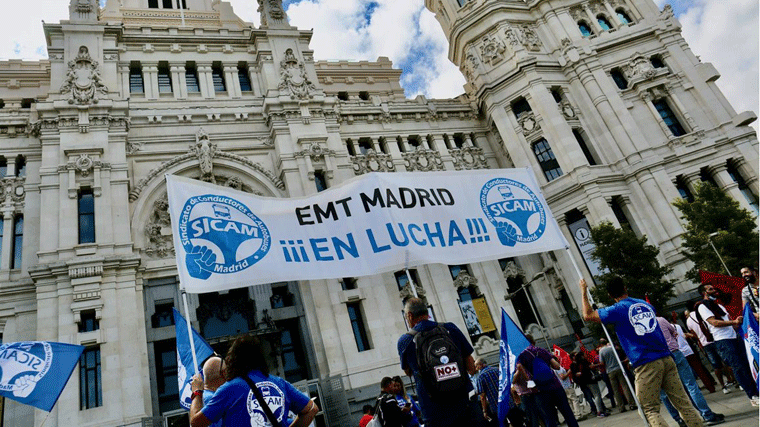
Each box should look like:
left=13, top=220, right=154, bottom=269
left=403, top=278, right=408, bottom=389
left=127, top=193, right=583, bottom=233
left=278, top=49, right=317, bottom=100
left=60, top=46, right=108, bottom=105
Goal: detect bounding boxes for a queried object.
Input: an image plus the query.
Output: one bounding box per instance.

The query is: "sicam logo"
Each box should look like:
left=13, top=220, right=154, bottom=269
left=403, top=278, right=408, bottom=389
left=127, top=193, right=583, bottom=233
left=178, top=195, right=270, bottom=280
left=0, top=342, right=53, bottom=398
left=480, top=178, right=546, bottom=247
left=434, top=362, right=461, bottom=382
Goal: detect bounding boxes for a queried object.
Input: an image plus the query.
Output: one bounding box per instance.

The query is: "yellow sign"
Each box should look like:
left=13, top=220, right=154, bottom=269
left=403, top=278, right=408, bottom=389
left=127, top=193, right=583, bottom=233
left=472, top=297, right=496, bottom=333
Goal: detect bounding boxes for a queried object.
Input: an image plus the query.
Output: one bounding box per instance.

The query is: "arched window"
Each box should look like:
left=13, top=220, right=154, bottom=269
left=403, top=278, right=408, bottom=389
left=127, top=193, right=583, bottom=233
left=616, top=9, right=633, bottom=24
left=610, top=68, right=628, bottom=89
left=578, top=21, right=594, bottom=37
left=597, top=15, right=613, bottom=31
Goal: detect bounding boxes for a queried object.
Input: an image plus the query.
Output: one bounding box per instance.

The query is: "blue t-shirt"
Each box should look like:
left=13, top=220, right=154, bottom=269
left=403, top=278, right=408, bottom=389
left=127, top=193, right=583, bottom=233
left=201, top=370, right=310, bottom=427
left=394, top=394, right=421, bottom=427
left=397, top=320, right=474, bottom=425
left=202, top=390, right=223, bottom=427
left=598, top=298, right=670, bottom=368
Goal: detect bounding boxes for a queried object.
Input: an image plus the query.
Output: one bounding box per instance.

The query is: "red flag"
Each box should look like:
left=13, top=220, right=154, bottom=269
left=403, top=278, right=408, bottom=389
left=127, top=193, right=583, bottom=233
left=645, top=294, right=652, bottom=305
left=575, top=334, right=598, bottom=364
left=699, top=270, right=744, bottom=319
left=553, top=345, right=572, bottom=370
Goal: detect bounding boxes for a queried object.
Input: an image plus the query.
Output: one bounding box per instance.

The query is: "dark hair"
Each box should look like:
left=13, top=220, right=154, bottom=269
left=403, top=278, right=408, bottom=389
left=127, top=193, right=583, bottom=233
left=598, top=338, right=608, bottom=346
left=606, top=276, right=626, bottom=299
left=363, top=404, right=374, bottom=415
left=697, top=283, right=708, bottom=295
left=525, top=334, right=536, bottom=346
left=380, top=377, right=394, bottom=389
left=743, top=266, right=758, bottom=273
left=392, top=375, right=403, bottom=384
left=404, top=298, right=428, bottom=318
left=223, top=336, right=269, bottom=380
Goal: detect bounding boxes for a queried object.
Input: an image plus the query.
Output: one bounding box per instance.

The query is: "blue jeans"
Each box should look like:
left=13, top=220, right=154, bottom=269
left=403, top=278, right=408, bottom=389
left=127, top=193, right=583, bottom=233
left=714, top=338, right=758, bottom=399
left=535, top=388, right=579, bottom=427
left=521, top=393, right=542, bottom=427
left=672, top=350, right=717, bottom=420
left=660, top=392, right=682, bottom=422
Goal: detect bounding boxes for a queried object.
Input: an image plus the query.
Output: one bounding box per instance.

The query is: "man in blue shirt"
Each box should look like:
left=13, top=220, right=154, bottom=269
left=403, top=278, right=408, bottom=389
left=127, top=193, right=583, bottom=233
left=475, top=358, right=500, bottom=426
left=200, top=356, right=224, bottom=427
left=579, top=276, right=703, bottom=427
left=398, top=297, right=476, bottom=427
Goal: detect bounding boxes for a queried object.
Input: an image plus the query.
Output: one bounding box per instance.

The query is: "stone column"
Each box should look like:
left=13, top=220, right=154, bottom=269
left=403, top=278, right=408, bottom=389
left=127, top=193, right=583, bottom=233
left=0, top=210, right=13, bottom=270
left=142, top=63, right=158, bottom=100
left=583, top=6, right=604, bottom=33
left=248, top=64, right=262, bottom=97
left=170, top=63, right=186, bottom=100
left=734, top=158, right=759, bottom=191
left=527, top=85, right=587, bottom=171
left=683, top=171, right=702, bottom=194
left=118, top=65, right=130, bottom=98
left=603, top=3, right=621, bottom=28
left=666, top=89, right=697, bottom=132
left=709, top=164, right=755, bottom=212
left=641, top=92, right=672, bottom=136
left=224, top=65, right=241, bottom=98
left=197, top=63, right=214, bottom=99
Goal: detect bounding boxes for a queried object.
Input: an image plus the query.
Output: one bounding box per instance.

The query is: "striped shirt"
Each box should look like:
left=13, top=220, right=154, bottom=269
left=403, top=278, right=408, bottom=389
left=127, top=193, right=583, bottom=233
left=476, top=365, right=500, bottom=416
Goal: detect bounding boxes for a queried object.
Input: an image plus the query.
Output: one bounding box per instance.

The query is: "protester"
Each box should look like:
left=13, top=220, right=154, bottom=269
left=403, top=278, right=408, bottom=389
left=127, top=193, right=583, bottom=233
left=199, top=356, right=225, bottom=427
left=359, top=404, right=375, bottom=427
left=686, top=309, right=735, bottom=393
left=398, top=297, right=476, bottom=427
left=375, top=377, right=413, bottom=427
left=741, top=267, right=759, bottom=321
left=578, top=277, right=703, bottom=426
left=656, top=316, right=725, bottom=425
left=511, top=366, right=542, bottom=427
left=189, top=336, right=318, bottom=427
left=392, top=376, right=421, bottom=427
left=570, top=351, right=608, bottom=418
left=695, top=283, right=759, bottom=405
left=598, top=338, right=636, bottom=413
left=474, top=358, right=500, bottom=426
left=677, top=312, right=717, bottom=394
left=554, top=363, right=586, bottom=421
left=514, top=334, right=579, bottom=427
left=592, top=344, right=616, bottom=410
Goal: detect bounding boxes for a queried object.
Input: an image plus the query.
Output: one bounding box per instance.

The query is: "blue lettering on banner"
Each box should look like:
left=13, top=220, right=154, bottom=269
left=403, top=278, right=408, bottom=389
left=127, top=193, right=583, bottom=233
left=178, top=195, right=270, bottom=279
left=0, top=342, right=53, bottom=395
left=479, top=178, right=546, bottom=247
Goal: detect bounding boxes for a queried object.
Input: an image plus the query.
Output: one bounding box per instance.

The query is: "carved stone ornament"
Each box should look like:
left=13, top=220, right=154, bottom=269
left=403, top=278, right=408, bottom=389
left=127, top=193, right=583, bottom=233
left=519, top=25, right=542, bottom=51
left=660, top=4, right=674, bottom=20
left=190, top=128, right=217, bottom=180
left=518, top=112, right=541, bottom=136
left=502, top=261, right=525, bottom=280
left=480, top=35, right=506, bottom=65
left=75, top=154, right=95, bottom=177
left=624, top=52, right=657, bottom=81
left=73, top=0, right=93, bottom=13
left=462, top=49, right=481, bottom=84
left=144, top=194, right=174, bottom=258
left=560, top=101, right=576, bottom=119
left=449, top=146, right=489, bottom=171
left=399, top=282, right=426, bottom=301
left=402, top=148, right=444, bottom=172
left=351, top=149, right=396, bottom=175
left=0, top=177, right=26, bottom=204
left=126, top=141, right=143, bottom=155
left=59, top=46, right=108, bottom=105
left=453, top=272, right=478, bottom=290
left=295, top=143, right=335, bottom=163
left=278, top=49, right=317, bottom=100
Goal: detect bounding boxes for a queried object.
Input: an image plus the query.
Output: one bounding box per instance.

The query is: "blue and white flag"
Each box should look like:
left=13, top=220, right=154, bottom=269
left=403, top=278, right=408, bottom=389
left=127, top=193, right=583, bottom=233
left=174, top=308, right=215, bottom=410
left=166, top=169, right=569, bottom=293
left=0, top=341, right=84, bottom=411
left=740, top=303, right=759, bottom=388
left=498, top=309, right=530, bottom=427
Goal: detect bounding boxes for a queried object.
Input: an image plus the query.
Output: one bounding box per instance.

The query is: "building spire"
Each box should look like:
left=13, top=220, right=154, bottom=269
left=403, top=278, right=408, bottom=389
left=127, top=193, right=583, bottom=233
left=257, top=0, right=292, bottom=29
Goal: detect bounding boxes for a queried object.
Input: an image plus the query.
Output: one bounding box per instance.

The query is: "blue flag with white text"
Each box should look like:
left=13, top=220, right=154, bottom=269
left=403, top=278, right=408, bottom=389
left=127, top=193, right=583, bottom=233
left=0, top=341, right=84, bottom=411
left=498, top=309, right=530, bottom=427
left=740, top=303, right=759, bottom=388
left=174, top=308, right=215, bottom=410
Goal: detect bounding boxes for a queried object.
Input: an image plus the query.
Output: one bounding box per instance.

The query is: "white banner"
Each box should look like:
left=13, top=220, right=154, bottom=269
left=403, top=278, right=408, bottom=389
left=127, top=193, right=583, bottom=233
left=166, top=169, right=569, bottom=293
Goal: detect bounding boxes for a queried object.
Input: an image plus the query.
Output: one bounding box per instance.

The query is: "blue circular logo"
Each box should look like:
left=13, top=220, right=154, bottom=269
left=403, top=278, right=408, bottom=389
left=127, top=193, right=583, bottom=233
left=178, top=194, right=270, bottom=279
left=480, top=178, right=546, bottom=247
left=628, top=303, right=657, bottom=336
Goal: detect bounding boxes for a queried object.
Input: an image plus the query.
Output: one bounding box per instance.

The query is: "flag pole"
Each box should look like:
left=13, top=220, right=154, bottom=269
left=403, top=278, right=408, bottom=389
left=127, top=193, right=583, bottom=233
left=404, top=250, right=418, bottom=298
left=181, top=288, right=200, bottom=374
left=564, top=247, right=648, bottom=426
left=177, top=0, right=186, bottom=26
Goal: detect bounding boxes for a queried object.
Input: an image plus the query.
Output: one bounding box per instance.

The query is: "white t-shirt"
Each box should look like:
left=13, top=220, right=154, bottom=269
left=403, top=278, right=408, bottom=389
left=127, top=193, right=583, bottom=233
left=674, top=324, right=694, bottom=357
left=697, top=302, right=736, bottom=341
left=686, top=313, right=710, bottom=346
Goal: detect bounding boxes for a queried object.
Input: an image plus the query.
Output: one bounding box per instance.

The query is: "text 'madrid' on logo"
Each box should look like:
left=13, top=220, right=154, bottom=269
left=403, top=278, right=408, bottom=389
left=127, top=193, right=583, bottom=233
left=480, top=178, right=546, bottom=247
left=0, top=342, right=53, bottom=398
left=628, top=302, right=657, bottom=336
left=246, top=381, right=286, bottom=426
left=178, top=194, right=271, bottom=280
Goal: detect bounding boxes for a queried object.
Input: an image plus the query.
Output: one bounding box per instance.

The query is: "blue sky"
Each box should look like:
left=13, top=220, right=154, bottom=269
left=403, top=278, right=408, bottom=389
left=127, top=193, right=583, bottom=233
left=1, top=1, right=757, bottom=121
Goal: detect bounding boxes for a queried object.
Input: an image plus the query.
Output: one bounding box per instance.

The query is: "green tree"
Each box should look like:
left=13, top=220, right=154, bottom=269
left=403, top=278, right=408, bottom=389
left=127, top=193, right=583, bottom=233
left=672, top=182, right=759, bottom=282
left=588, top=222, right=675, bottom=314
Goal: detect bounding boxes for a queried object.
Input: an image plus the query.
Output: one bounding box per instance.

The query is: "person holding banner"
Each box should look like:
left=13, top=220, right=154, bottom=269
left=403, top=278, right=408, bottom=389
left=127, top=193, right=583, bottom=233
left=579, top=277, right=704, bottom=427
left=189, top=336, right=318, bottom=427
left=741, top=267, right=759, bottom=321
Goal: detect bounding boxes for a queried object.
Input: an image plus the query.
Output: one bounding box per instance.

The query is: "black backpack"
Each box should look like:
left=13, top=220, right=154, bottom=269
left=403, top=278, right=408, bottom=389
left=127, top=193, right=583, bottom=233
left=407, top=324, right=469, bottom=397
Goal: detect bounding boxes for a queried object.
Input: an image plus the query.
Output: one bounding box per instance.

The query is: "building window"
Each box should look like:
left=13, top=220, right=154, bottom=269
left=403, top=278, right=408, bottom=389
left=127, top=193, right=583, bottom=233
left=453, top=134, right=466, bottom=149
left=650, top=55, right=666, bottom=69
left=185, top=63, right=200, bottom=93
left=211, top=64, right=226, bottom=92
left=727, top=161, right=759, bottom=213
left=532, top=138, right=563, bottom=181
left=550, top=87, right=563, bottom=103
left=511, top=97, right=532, bottom=119
left=78, top=310, right=99, bottom=333
left=653, top=99, right=686, bottom=136
left=238, top=64, right=252, bottom=92
left=609, top=197, right=630, bottom=228
left=675, top=177, right=694, bottom=202
left=157, top=63, right=172, bottom=93
left=21, top=98, right=35, bottom=109
left=278, top=319, right=307, bottom=382
left=347, top=302, right=371, bottom=352
left=395, top=269, right=420, bottom=291
left=337, top=91, right=349, bottom=101
left=572, top=129, right=598, bottom=165
left=340, top=277, right=358, bottom=290
left=15, top=155, right=25, bottom=177
left=0, top=217, right=3, bottom=262
left=153, top=340, right=180, bottom=413
left=0, top=157, right=6, bottom=178
left=345, top=139, right=356, bottom=156
left=162, top=0, right=174, bottom=8
left=11, top=215, right=22, bottom=269
left=358, top=138, right=373, bottom=155
left=151, top=301, right=175, bottom=329
left=610, top=68, right=628, bottom=89
left=597, top=15, right=613, bottom=31
left=271, top=285, right=294, bottom=308
left=129, top=63, right=144, bottom=93
left=78, top=188, right=95, bottom=244
left=359, top=91, right=369, bottom=101
left=148, top=0, right=158, bottom=8
left=578, top=21, right=594, bottom=37
left=80, top=346, right=102, bottom=409
left=314, top=170, right=328, bottom=192
left=457, top=0, right=467, bottom=6
left=700, top=167, right=719, bottom=188
left=448, top=264, right=470, bottom=280
left=616, top=9, right=633, bottom=24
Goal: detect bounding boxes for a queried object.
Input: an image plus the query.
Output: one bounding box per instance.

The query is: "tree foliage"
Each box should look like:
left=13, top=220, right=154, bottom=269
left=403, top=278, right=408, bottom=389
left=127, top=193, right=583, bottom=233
left=672, top=182, right=759, bottom=282
left=588, top=222, right=675, bottom=314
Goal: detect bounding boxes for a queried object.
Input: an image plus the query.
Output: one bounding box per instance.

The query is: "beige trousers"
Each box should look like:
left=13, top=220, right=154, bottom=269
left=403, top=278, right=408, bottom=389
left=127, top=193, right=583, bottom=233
left=633, top=357, right=703, bottom=427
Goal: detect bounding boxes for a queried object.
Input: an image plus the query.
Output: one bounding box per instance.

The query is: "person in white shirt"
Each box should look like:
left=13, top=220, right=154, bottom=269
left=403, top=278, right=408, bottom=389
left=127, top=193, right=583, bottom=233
left=685, top=309, right=734, bottom=394
left=674, top=319, right=716, bottom=394
left=695, top=284, right=759, bottom=406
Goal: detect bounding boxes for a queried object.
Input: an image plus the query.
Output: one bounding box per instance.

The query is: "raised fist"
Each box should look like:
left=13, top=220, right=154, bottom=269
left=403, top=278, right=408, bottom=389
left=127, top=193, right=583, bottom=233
left=496, top=221, right=518, bottom=247
left=186, top=245, right=217, bottom=279
left=13, top=375, right=37, bottom=398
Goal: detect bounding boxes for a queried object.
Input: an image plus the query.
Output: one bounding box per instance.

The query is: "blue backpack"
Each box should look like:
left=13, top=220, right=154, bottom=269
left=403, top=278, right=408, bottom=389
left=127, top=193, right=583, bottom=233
left=527, top=348, right=555, bottom=387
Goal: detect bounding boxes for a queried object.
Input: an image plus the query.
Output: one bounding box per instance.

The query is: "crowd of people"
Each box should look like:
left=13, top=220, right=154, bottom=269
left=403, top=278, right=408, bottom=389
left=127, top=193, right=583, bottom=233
left=364, top=266, right=758, bottom=427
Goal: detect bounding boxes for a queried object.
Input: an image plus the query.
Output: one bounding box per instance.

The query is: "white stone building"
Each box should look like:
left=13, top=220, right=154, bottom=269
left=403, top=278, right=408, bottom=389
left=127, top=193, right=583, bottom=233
left=0, top=0, right=756, bottom=426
